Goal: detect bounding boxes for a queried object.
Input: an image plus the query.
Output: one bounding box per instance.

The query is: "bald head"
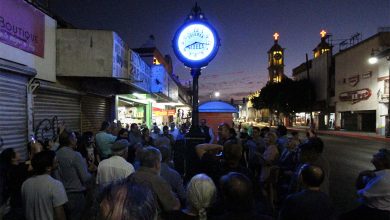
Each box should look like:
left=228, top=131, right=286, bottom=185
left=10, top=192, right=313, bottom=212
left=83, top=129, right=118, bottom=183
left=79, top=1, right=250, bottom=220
left=300, top=164, right=324, bottom=188
left=220, top=172, right=253, bottom=212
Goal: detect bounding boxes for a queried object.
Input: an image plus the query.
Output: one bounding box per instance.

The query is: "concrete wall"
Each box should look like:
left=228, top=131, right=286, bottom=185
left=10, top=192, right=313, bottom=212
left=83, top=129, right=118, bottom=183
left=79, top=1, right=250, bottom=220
left=0, top=15, right=57, bottom=82
left=293, top=53, right=331, bottom=103
left=311, top=53, right=331, bottom=102
left=335, top=37, right=379, bottom=112
left=56, top=29, right=115, bottom=77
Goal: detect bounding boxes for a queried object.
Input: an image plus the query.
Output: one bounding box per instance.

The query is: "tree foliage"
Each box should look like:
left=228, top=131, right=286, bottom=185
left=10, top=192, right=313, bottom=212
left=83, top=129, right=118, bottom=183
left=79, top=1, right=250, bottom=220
left=251, top=78, right=315, bottom=115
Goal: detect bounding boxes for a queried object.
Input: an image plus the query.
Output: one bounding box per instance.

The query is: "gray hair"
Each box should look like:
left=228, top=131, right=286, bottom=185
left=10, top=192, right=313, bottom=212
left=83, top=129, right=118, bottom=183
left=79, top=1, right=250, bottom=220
left=186, top=174, right=216, bottom=220
left=112, top=147, right=128, bottom=157
left=140, top=146, right=161, bottom=168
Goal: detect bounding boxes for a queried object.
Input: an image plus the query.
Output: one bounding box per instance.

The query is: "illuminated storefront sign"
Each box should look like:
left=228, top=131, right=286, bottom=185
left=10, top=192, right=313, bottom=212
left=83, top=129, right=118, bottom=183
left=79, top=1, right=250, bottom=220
left=153, top=107, right=176, bottom=116
left=0, top=0, right=45, bottom=57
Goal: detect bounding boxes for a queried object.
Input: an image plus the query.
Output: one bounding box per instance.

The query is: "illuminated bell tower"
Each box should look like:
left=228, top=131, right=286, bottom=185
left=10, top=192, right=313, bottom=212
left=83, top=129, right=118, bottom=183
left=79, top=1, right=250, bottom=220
left=313, top=30, right=332, bottom=58
left=268, top=33, right=285, bottom=83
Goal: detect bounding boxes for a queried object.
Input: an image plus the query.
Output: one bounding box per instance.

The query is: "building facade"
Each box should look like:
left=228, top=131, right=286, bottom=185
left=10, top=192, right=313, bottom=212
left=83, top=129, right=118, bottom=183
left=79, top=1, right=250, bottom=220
left=335, top=31, right=390, bottom=135
left=0, top=0, right=57, bottom=158
left=0, top=0, right=191, bottom=158
left=292, top=31, right=335, bottom=129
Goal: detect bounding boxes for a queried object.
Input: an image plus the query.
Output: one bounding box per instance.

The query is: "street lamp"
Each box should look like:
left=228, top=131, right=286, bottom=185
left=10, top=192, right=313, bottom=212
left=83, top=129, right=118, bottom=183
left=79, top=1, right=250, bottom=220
left=369, top=48, right=390, bottom=137
left=368, top=57, right=378, bottom=65
left=214, top=91, right=220, bottom=97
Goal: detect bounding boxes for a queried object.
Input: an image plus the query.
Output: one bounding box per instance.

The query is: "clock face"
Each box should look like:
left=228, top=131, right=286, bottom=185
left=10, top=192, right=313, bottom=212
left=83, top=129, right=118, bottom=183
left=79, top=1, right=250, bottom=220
left=274, top=53, right=282, bottom=60
left=176, top=24, right=216, bottom=61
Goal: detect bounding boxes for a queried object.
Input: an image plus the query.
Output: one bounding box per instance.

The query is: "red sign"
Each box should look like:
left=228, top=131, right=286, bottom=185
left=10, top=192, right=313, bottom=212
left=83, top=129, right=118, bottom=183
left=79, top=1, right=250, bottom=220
left=339, top=88, right=371, bottom=104
left=153, top=108, right=176, bottom=116
left=0, top=0, right=45, bottom=57
left=167, top=109, right=176, bottom=116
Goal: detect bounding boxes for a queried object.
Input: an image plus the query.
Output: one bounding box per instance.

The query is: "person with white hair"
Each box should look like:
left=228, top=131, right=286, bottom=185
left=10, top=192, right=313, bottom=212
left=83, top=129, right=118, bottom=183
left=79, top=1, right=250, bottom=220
left=170, top=174, right=216, bottom=220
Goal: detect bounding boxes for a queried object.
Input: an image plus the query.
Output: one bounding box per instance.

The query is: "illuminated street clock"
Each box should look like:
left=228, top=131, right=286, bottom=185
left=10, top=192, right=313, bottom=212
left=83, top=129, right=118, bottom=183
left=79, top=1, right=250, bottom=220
left=173, top=7, right=220, bottom=68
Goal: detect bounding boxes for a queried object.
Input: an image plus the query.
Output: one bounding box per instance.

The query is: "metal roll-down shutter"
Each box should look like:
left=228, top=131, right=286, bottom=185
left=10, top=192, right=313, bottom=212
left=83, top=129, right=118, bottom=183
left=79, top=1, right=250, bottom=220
left=81, top=95, right=112, bottom=133
left=0, top=72, right=28, bottom=158
left=33, top=89, right=81, bottom=141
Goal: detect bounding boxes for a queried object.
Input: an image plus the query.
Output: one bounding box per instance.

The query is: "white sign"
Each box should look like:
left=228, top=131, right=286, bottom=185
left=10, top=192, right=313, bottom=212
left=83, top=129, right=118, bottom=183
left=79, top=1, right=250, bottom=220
left=113, top=33, right=127, bottom=78
left=129, top=50, right=151, bottom=92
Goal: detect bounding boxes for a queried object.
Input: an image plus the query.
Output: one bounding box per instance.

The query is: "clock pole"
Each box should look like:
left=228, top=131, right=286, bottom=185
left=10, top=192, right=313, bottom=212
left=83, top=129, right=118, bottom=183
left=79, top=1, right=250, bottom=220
left=191, top=68, right=201, bottom=128
left=172, top=3, right=220, bottom=181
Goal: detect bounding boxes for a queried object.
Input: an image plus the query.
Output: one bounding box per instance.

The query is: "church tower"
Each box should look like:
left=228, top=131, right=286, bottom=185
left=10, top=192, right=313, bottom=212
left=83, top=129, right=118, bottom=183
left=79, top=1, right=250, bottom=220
left=268, top=33, right=285, bottom=83
left=313, top=30, right=332, bottom=58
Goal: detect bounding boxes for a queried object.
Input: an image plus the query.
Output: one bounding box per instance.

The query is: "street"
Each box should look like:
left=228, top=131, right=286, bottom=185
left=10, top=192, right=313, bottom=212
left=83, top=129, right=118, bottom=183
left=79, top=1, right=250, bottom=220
left=316, top=134, right=389, bottom=214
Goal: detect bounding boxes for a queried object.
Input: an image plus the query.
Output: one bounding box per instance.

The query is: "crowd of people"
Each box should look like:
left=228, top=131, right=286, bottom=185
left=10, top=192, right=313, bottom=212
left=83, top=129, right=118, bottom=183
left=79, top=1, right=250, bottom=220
left=0, top=120, right=389, bottom=220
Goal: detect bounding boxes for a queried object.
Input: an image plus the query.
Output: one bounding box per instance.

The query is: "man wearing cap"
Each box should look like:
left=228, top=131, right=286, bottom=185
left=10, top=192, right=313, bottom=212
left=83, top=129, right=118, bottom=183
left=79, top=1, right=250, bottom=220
left=96, top=139, right=135, bottom=188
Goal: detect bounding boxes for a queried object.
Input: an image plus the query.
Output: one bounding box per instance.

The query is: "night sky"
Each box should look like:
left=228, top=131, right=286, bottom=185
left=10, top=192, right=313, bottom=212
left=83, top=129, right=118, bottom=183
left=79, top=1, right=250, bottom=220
left=51, top=0, right=390, bottom=102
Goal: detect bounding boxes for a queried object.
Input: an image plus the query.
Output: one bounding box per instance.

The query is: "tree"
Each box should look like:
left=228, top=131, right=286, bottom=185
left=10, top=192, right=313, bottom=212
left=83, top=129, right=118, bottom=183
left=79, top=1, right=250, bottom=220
left=251, top=78, right=315, bottom=116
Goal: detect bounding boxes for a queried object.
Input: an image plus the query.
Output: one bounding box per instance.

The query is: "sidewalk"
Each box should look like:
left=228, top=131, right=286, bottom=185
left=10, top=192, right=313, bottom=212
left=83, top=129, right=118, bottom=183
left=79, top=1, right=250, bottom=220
left=288, top=126, right=390, bottom=143
left=241, top=122, right=390, bottom=143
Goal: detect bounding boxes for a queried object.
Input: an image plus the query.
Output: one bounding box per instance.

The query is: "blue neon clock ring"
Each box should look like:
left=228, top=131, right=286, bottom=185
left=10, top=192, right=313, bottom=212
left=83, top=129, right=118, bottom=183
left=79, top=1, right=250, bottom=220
left=173, top=21, right=220, bottom=68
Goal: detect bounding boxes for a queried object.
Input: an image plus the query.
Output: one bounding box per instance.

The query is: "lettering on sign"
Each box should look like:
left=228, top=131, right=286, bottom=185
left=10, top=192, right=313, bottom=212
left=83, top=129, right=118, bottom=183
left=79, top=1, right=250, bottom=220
left=348, top=75, right=359, bottom=87
left=339, top=88, right=371, bottom=104
left=362, top=71, right=372, bottom=79
left=0, top=0, right=45, bottom=57
left=129, top=50, right=151, bottom=91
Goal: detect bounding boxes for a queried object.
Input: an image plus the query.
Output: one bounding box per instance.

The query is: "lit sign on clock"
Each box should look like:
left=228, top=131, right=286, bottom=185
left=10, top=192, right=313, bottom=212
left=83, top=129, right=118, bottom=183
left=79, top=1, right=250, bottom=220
left=173, top=21, right=219, bottom=68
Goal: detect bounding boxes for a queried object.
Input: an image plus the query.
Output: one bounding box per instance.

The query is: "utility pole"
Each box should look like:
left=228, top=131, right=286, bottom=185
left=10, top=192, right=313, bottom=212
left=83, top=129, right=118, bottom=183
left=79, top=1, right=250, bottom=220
left=306, top=53, right=314, bottom=128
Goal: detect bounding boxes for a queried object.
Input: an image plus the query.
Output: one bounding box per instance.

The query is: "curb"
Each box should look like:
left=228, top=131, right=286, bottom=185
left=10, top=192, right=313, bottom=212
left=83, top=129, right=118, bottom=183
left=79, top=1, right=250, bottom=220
left=287, top=127, right=390, bottom=143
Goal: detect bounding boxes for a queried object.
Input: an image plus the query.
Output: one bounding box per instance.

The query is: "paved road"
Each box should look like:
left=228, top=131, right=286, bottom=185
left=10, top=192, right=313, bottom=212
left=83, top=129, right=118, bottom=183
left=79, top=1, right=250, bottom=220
left=317, top=134, right=389, bottom=214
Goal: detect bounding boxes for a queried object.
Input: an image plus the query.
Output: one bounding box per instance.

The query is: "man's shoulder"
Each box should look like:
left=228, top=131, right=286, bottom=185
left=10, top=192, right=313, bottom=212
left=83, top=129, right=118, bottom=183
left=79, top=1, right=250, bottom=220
left=23, top=175, right=63, bottom=189
left=166, top=166, right=181, bottom=179
left=133, top=169, right=167, bottom=184
left=95, top=131, right=105, bottom=138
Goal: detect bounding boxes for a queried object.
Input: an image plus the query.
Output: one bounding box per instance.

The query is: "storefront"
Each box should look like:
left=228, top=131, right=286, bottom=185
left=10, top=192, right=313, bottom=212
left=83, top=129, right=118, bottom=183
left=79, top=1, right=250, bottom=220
left=293, top=112, right=310, bottom=126
left=340, top=110, right=376, bottom=132
left=0, top=0, right=56, bottom=159
left=175, top=106, right=191, bottom=126
left=152, top=106, right=175, bottom=127
left=116, top=94, right=152, bottom=128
